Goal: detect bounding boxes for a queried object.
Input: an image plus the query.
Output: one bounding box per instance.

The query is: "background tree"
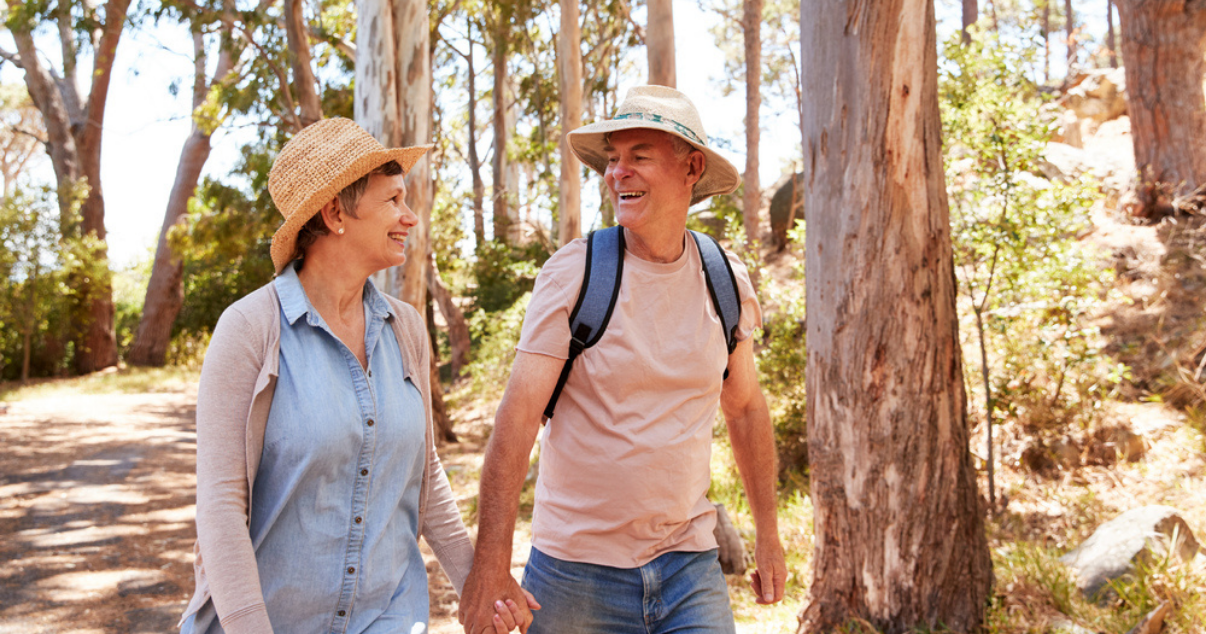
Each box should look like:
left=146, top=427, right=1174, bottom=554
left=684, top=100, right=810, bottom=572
left=130, top=1, right=241, bottom=367
left=0, top=83, right=43, bottom=195
left=557, top=0, right=582, bottom=246
left=797, top=0, right=992, bottom=631
left=2, top=0, right=134, bottom=373
left=1115, top=0, right=1206, bottom=217
left=741, top=0, right=761, bottom=248
left=963, top=0, right=978, bottom=43
left=647, top=0, right=675, bottom=86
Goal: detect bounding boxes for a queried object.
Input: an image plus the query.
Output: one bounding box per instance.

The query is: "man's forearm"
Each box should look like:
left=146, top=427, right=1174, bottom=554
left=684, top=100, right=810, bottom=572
left=473, top=420, right=537, bottom=573
left=727, top=400, right=780, bottom=535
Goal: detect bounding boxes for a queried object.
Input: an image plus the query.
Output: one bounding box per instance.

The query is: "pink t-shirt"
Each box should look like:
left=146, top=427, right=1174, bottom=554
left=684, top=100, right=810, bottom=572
left=516, top=230, right=762, bottom=568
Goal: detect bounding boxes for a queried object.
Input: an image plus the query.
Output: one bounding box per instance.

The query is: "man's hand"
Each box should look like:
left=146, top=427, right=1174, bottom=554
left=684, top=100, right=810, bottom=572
left=749, top=534, right=787, bottom=605
left=459, top=565, right=540, bottom=633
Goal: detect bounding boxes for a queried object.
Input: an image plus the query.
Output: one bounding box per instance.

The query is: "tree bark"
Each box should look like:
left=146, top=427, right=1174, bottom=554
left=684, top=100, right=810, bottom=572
left=427, top=253, right=469, bottom=379
left=466, top=17, right=486, bottom=249
left=1065, top=0, right=1076, bottom=71
left=396, top=0, right=431, bottom=310
left=797, top=0, right=993, bottom=631
left=426, top=298, right=457, bottom=444
left=1107, top=0, right=1118, bottom=67
left=742, top=0, right=762, bottom=249
left=1043, top=1, right=1051, bottom=81
left=962, top=0, right=978, bottom=43
left=646, top=0, right=675, bottom=87
left=492, top=24, right=511, bottom=244
left=284, top=0, right=323, bottom=127
left=1115, top=0, right=1206, bottom=216
left=558, top=0, right=583, bottom=246
left=130, top=24, right=236, bottom=367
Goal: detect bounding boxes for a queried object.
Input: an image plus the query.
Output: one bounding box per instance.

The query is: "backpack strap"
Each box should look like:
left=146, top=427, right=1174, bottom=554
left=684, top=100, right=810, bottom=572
left=689, top=230, right=742, bottom=376
left=543, top=226, right=625, bottom=419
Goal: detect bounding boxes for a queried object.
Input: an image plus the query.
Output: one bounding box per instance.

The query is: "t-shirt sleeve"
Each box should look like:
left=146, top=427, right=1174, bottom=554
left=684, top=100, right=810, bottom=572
left=516, top=239, right=588, bottom=360
left=726, top=249, right=763, bottom=343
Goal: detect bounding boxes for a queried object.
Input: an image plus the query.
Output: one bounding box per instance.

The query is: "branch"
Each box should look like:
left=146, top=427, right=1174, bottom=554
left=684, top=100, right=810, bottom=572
left=614, top=0, right=645, bottom=43
left=0, top=48, right=21, bottom=68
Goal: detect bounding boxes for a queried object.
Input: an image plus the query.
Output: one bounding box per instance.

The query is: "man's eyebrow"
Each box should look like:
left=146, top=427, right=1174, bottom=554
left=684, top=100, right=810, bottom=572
left=602, top=143, right=656, bottom=152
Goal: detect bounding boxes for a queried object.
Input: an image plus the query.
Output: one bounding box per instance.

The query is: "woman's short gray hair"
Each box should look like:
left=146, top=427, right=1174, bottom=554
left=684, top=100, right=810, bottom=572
left=291, top=160, right=404, bottom=265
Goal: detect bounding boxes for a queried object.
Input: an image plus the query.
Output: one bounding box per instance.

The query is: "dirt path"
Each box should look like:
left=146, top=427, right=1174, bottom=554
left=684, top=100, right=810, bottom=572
left=0, top=389, right=472, bottom=633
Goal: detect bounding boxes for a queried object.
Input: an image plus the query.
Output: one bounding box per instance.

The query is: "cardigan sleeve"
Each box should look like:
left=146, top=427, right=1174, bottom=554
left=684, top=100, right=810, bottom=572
left=399, top=305, right=475, bottom=596
left=194, top=304, right=275, bottom=633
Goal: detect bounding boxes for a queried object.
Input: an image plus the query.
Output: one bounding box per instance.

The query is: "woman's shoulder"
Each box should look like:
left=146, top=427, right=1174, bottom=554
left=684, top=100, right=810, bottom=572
left=212, top=282, right=280, bottom=341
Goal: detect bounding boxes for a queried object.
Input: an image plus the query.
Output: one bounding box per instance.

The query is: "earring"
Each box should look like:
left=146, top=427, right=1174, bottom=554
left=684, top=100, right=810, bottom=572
left=337, top=227, right=345, bottom=235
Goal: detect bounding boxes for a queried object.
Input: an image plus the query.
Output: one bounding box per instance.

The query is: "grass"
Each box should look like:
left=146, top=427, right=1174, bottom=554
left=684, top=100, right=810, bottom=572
left=0, top=364, right=200, bottom=401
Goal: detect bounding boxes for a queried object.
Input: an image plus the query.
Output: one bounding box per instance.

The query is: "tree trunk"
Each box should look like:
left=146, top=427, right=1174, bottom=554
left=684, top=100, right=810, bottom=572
left=1043, top=1, right=1051, bottom=81
left=427, top=253, right=470, bottom=379
left=742, top=0, right=762, bottom=249
left=130, top=27, right=235, bottom=367
left=797, top=0, right=993, bottom=632
left=426, top=298, right=457, bottom=444
left=396, top=0, right=430, bottom=310
left=9, top=0, right=130, bottom=374
left=1107, top=0, right=1118, bottom=67
left=558, top=0, right=583, bottom=246
left=466, top=18, right=486, bottom=249
left=962, top=0, right=978, bottom=43
left=492, top=27, right=511, bottom=244
left=284, top=0, right=322, bottom=127
left=646, top=0, right=675, bottom=87
left=1115, top=0, right=1206, bottom=216
left=1065, top=0, right=1076, bottom=71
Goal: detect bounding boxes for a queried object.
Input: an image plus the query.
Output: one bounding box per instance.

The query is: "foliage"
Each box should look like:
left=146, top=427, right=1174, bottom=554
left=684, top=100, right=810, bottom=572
left=112, top=253, right=152, bottom=355
left=0, top=184, right=103, bottom=380
left=470, top=241, right=548, bottom=314
left=940, top=29, right=1123, bottom=437
left=168, top=143, right=279, bottom=345
left=463, top=291, right=532, bottom=402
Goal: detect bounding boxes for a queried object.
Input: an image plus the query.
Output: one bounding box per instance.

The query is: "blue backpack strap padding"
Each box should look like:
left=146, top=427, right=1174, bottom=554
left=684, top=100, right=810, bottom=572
left=543, top=227, right=625, bottom=419
left=689, top=230, right=742, bottom=357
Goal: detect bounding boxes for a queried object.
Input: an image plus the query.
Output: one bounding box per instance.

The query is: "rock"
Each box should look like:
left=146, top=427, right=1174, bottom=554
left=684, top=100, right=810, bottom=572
left=1051, top=616, right=1098, bottom=634
left=1040, top=143, right=1093, bottom=183
left=1085, top=425, right=1146, bottom=465
left=768, top=173, right=804, bottom=252
left=1050, top=437, right=1081, bottom=469
left=713, top=502, right=747, bottom=575
left=1060, top=505, right=1201, bottom=600
left=1125, top=602, right=1171, bottom=634
left=1061, top=68, right=1128, bottom=127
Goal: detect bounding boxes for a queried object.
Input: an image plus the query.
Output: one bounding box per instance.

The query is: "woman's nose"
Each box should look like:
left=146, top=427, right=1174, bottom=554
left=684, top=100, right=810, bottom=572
left=400, top=203, right=419, bottom=228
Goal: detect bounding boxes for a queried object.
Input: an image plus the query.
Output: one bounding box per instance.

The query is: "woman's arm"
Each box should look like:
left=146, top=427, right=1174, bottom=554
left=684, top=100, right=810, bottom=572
left=194, top=306, right=275, bottom=633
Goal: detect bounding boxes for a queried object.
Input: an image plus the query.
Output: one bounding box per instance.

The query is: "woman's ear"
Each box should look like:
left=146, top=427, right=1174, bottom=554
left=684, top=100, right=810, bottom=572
left=319, top=198, right=343, bottom=234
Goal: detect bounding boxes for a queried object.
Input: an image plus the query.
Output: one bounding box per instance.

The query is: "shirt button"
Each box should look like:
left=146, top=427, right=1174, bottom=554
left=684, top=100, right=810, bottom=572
left=367, top=369, right=372, bottom=377
left=347, top=566, right=356, bottom=574
left=337, top=610, right=346, bottom=617
left=366, top=419, right=375, bottom=427
left=360, top=469, right=368, bottom=476
left=354, top=516, right=363, bottom=524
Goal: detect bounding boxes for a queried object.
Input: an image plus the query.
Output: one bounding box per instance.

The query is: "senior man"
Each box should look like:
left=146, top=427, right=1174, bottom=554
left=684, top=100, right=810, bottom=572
left=460, top=85, right=786, bottom=634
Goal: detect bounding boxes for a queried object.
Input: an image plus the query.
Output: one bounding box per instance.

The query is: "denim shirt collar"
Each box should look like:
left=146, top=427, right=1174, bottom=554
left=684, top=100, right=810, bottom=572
left=274, top=262, right=395, bottom=327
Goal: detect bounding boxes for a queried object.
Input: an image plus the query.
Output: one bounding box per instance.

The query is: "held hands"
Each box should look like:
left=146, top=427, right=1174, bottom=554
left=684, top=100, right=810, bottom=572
left=459, top=568, right=540, bottom=634
left=749, top=533, right=787, bottom=605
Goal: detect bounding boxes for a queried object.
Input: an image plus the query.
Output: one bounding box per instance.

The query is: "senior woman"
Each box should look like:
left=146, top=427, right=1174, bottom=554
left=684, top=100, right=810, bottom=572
left=179, top=118, right=533, bottom=634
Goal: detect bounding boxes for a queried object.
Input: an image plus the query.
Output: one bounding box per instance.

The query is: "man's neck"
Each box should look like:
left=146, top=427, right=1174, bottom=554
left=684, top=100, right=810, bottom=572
left=623, top=226, right=687, bottom=263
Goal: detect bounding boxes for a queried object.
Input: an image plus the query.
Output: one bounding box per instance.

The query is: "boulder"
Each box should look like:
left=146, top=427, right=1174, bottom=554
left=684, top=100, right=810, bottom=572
left=1061, top=68, right=1128, bottom=128
left=768, top=173, right=804, bottom=252
left=1125, top=602, right=1171, bottom=634
left=1060, top=505, right=1200, bottom=600
left=713, top=502, right=747, bottom=575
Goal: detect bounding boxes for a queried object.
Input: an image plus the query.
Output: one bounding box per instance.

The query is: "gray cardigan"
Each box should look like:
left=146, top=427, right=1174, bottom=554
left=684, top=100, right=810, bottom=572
left=180, top=283, right=474, bottom=633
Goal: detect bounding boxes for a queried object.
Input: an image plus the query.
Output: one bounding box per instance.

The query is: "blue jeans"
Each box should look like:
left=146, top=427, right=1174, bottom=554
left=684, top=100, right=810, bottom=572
left=521, top=547, right=736, bottom=634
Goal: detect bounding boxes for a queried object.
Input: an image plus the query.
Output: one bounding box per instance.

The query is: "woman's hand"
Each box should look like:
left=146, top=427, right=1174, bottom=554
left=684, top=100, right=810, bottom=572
left=487, top=589, right=541, bottom=633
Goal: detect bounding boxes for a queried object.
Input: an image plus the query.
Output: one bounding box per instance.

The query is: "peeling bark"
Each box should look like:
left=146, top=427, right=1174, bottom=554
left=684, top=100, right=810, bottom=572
left=797, top=0, right=992, bottom=631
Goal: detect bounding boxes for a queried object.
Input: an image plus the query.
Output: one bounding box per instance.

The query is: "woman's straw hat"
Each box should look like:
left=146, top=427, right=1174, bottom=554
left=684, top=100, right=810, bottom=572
left=567, top=85, right=741, bottom=206
left=268, top=117, right=432, bottom=274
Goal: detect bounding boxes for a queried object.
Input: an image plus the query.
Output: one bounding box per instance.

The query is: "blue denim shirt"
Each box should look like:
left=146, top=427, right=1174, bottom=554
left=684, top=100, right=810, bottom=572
left=185, top=264, right=429, bottom=634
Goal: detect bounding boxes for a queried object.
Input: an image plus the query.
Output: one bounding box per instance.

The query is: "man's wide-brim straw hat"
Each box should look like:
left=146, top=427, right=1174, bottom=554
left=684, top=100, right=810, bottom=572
left=268, top=117, right=432, bottom=274
left=568, top=85, right=740, bottom=206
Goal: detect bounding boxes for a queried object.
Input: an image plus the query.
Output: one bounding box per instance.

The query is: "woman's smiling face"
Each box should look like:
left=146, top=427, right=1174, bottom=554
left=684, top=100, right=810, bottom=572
left=344, top=173, right=416, bottom=273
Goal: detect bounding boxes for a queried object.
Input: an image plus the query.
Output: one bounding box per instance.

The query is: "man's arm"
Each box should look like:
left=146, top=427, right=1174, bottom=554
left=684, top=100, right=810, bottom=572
left=459, top=350, right=564, bottom=634
left=720, top=337, right=787, bottom=605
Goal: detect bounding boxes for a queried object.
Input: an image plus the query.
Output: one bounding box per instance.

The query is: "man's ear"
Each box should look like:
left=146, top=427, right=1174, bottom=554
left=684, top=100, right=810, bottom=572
left=685, top=150, right=706, bottom=187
